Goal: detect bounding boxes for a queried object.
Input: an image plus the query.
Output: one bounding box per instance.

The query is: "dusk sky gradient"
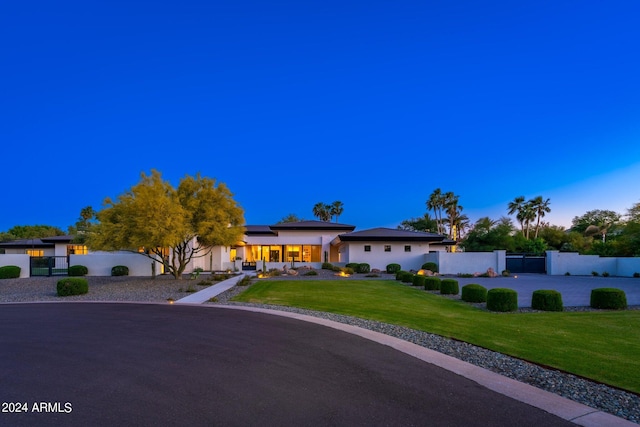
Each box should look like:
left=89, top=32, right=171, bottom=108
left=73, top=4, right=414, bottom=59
left=2, top=1, right=639, bottom=233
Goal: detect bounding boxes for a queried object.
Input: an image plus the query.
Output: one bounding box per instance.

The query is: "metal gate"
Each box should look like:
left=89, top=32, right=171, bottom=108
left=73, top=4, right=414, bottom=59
left=30, top=256, right=69, bottom=277
left=506, top=253, right=546, bottom=274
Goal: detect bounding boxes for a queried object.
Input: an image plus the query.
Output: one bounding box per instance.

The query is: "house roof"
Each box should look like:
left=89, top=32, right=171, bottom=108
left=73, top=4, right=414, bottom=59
left=266, top=220, right=356, bottom=232
left=335, top=227, right=453, bottom=243
left=0, top=235, right=74, bottom=249
left=244, top=225, right=277, bottom=236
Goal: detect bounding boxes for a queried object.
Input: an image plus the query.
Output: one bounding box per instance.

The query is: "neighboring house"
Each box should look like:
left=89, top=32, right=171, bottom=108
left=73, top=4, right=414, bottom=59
left=0, top=236, right=86, bottom=257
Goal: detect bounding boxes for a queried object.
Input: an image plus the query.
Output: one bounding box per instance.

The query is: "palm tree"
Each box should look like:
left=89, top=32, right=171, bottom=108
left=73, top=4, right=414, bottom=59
left=507, top=196, right=526, bottom=236
left=312, top=202, right=331, bottom=222
left=330, top=201, right=344, bottom=223
left=531, top=196, right=551, bottom=238
left=426, top=188, right=445, bottom=234
left=444, top=192, right=461, bottom=240
left=519, top=201, right=537, bottom=239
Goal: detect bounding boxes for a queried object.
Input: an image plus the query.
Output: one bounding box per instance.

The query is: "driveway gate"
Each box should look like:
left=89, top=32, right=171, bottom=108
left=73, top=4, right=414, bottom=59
left=30, top=256, right=69, bottom=277
left=506, top=253, right=546, bottom=274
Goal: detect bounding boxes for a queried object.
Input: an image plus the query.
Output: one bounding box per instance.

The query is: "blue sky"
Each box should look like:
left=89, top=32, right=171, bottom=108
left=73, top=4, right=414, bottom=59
left=1, top=0, right=639, bottom=233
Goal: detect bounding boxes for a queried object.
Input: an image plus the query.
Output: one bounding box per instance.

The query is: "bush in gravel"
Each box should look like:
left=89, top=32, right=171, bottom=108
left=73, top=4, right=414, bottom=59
left=461, top=284, right=487, bottom=303
left=440, top=278, right=459, bottom=295
left=111, top=265, right=129, bottom=276
left=56, top=278, right=89, bottom=296
left=386, top=263, right=401, bottom=274
left=322, top=262, right=334, bottom=270
left=345, top=263, right=359, bottom=270
left=531, top=290, right=563, bottom=312
left=395, top=270, right=411, bottom=281
left=421, top=262, right=438, bottom=273
left=356, top=263, right=370, bottom=273
left=634, top=272, right=640, bottom=278
left=401, top=272, right=414, bottom=283
left=424, top=276, right=441, bottom=291
left=590, top=288, right=627, bottom=310
left=342, top=267, right=355, bottom=275
left=68, top=265, right=88, bottom=276
left=236, top=276, right=252, bottom=286
left=0, top=265, right=21, bottom=279
left=303, top=270, right=318, bottom=276
left=487, top=288, right=518, bottom=312
left=412, top=275, right=426, bottom=287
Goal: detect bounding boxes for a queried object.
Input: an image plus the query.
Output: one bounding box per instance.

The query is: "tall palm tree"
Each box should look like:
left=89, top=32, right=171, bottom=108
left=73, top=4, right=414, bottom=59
left=531, top=196, right=551, bottom=238
left=444, top=192, right=461, bottom=240
left=507, top=196, right=526, bottom=236
left=519, top=201, right=537, bottom=239
left=330, top=201, right=344, bottom=223
left=426, top=188, right=445, bottom=234
left=312, top=202, right=331, bottom=222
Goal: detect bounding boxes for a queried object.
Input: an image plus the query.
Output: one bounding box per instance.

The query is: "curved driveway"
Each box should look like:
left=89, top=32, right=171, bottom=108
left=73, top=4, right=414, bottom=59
left=0, top=303, right=628, bottom=426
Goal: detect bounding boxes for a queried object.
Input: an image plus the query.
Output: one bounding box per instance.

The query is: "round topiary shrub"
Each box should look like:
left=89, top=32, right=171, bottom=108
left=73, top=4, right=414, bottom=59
left=590, top=288, right=627, bottom=310
left=421, top=262, right=438, bottom=273
left=321, top=262, right=334, bottom=270
left=424, top=276, right=441, bottom=291
left=461, top=284, right=487, bottom=303
left=111, top=265, right=129, bottom=276
left=0, top=265, right=21, bottom=279
left=396, top=270, right=411, bottom=281
left=68, top=265, right=88, bottom=277
left=57, top=278, right=89, bottom=296
left=487, top=288, right=518, bottom=312
left=412, top=275, right=427, bottom=287
left=345, top=263, right=359, bottom=270
left=531, top=290, right=563, bottom=312
left=356, top=263, right=370, bottom=274
left=440, top=278, right=459, bottom=295
left=386, top=263, right=401, bottom=274
left=401, top=272, right=414, bottom=283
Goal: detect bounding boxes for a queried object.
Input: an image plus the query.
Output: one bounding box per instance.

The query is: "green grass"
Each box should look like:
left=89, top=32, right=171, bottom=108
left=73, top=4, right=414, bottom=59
left=233, top=279, right=640, bottom=393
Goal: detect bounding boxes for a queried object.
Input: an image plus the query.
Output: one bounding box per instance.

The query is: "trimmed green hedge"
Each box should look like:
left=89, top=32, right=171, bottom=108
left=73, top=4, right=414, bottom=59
left=531, top=290, right=563, bottom=312
left=68, top=265, right=88, bottom=277
left=590, top=288, right=627, bottom=310
left=356, top=263, right=370, bottom=274
left=461, top=284, right=487, bottom=303
left=421, top=262, right=438, bottom=273
left=57, top=278, right=89, bottom=296
left=396, top=270, right=411, bottom=281
left=440, top=278, right=459, bottom=295
left=412, top=275, right=427, bottom=287
left=487, top=288, right=518, bottom=312
left=111, top=265, right=129, bottom=276
left=424, top=276, right=441, bottom=291
left=386, top=263, right=401, bottom=274
left=0, top=265, right=21, bottom=279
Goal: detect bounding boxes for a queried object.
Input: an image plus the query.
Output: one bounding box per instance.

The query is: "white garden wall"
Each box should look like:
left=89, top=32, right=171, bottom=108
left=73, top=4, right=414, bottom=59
left=0, top=254, right=31, bottom=278
left=71, top=252, right=162, bottom=277
left=546, top=251, right=640, bottom=277
left=424, top=251, right=506, bottom=275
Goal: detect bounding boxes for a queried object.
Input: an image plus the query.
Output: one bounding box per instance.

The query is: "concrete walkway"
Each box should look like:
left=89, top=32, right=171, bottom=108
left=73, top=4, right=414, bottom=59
left=175, top=273, right=250, bottom=304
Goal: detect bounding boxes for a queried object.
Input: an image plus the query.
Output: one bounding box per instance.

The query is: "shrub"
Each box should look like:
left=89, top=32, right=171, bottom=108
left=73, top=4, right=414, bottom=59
left=356, top=263, right=370, bottom=274
left=440, top=279, right=459, bottom=295
left=592, top=271, right=599, bottom=277
left=501, top=270, right=510, bottom=277
left=395, top=270, right=411, bottom=281
left=386, top=263, right=401, bottom=274
left=590, top=288, right=627, bottom=310
left=634, top=272, right=640, bottom=278
left=236, top=276, right=252, bottom=286
left=68, top=265, right=88, bottom=276
left=303, top=270, right=318, bottom=276
left=531, top=290, right=563, bottom=312
left=412, top=275, right=426, bottom=287
left=457, top=273, right=474, bottom=278
left=565, top=272, right=571, bottom=276
left=111, top=265, right=129, bottom=276
left=401, top=272, right=414, bottom=283
left=486, top=288, right=518, bottom=312
left=421, top=262, right=438, bottom=273
left=602, top=272, right=610, bottom=277
left=424, top=276, right=441, bottom=291
left=56, top=278, right=89, bottom=296
left=345, top=263, right=359, bottom=270
left=342, top=267, right=354, bottom=275
left=461, top=284, right=487, bottom=303
left=0, top=265, right=21, bottom=279
left=321, top=262, right=334, bottom=270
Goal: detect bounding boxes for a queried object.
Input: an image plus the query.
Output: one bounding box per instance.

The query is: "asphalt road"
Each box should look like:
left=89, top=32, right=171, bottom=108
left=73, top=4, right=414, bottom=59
left=0, top=303, right=580, bottom=427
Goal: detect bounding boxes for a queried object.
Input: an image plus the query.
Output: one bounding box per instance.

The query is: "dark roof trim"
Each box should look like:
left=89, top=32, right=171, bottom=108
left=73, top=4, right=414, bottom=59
left=266, top=220, right=356, bottom=232
left=336, top=227, right=451, bottom=243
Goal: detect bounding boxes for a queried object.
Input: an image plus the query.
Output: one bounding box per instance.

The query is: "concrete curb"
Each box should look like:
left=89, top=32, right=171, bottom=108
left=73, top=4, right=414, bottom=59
left=209, top=304, right=636, bottom=427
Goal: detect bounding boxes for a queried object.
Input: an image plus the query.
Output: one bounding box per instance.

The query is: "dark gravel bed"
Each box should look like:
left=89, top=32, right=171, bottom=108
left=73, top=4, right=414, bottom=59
left=213, top=281, right=640, bottom=424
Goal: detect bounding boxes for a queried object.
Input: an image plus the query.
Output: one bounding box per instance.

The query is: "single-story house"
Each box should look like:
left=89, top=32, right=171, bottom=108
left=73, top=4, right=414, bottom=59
left=0, top=236, right=85, bottom=257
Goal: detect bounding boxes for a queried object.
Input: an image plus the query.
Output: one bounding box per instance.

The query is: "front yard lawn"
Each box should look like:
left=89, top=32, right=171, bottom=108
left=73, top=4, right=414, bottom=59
left=233, top=279, right=640, bottom=394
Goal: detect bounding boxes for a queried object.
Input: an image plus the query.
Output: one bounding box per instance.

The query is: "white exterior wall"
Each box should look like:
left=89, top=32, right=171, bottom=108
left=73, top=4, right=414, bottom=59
left=71, top=252, right=162, bottom=277
left=0, top=254, right=31, bottom=278
left=244, top=230, right=338, bottom=264
left=424, top=251, right=506, bottom=275
left=344, top=242, right=432, bottom=271
left=546, top=251, right=640, bottom=276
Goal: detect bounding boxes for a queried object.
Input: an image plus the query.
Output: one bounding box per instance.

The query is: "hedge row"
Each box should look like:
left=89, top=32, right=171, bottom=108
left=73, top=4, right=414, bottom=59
left=0, top=265, right=21, bottom=279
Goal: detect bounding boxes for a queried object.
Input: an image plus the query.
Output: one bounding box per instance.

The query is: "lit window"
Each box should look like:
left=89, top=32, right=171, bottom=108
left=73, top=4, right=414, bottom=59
left=384, top=245, right=391, bottom=252
left=405, top=245, right=411, bottom=252
left=68, top=245, right=88, bottom=255
left=26, top=249, right=44, bottom=257
left=364, top=245, right=371, bottom=252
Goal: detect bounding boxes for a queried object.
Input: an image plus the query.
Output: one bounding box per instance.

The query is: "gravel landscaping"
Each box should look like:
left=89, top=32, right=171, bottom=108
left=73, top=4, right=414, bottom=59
left=1, top=273, right=639, bottom=424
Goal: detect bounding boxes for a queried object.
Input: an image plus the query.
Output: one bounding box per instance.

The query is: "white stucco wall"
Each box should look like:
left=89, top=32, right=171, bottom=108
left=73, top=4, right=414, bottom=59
left=424, top=251, right=505, bottom=275
left=71, top=252, right=162, bottom=277
left=0, top=254, right=31, bottom=278
left=546, top=251, right=640, bottom=276
left=342, top=242, right=432, bottom=271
